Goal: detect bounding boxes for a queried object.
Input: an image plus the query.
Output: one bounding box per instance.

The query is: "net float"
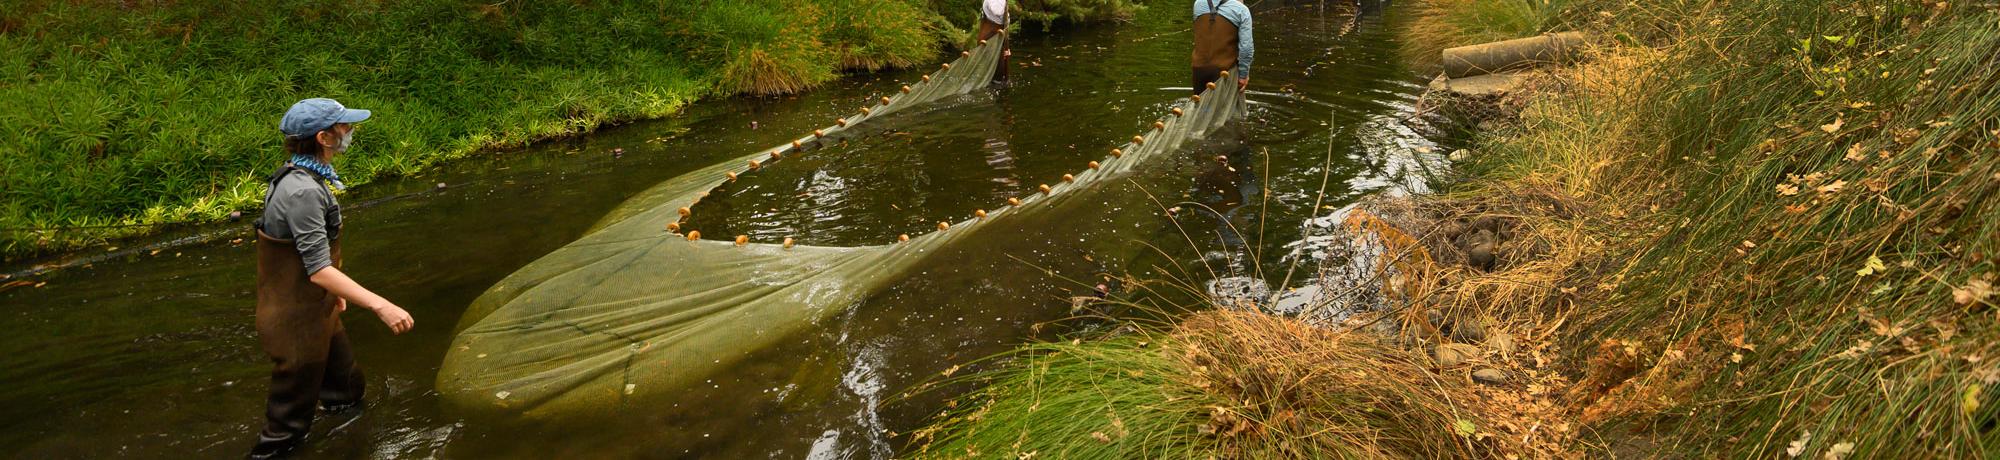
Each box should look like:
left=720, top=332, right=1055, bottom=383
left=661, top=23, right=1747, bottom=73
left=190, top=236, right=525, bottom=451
left=1038, top=184, right=1052, bottom=194
left=1153, top=121, right=1165, bottom=130
left=792, top=140, right=803, bottom=149
left=783, top=237, right=795, bottom=249
left=770, top=151, right=782, bottom=160
left=1220, top=70, right=1230, bottom=78
left=901, top=85, right=912, bottom=93
left=734, top=235, right=748, bottom=246
left=686, top=230, right=701, bottom=241
left=1132, top=135, right=1145, bottom=145
left=1192, top=94, right=1202, bottom=103
left=979, top=39, right=988, bottom=45
left=1088, top=161, right=1100, bottom=169
left=860, top=107, right=871, bottom=116
left=748, top=160, right=761, bottom=170
left=880, top=96, right=892, bottom=105
left=813, top=129, right=824, bottom=137
left=1062, top=174, right=1075, bottom=182
left=1110, top=148, right=1123, bottom=157
left=836, top=118, right=847, bottom=127
left=941, top=63, right=951, bottom=70
left=961, top=50, right=971, bottom=57
left=975, top=209, right=987, bottom=218
left=1008, top=197, right=1022, bottom=206
left=1206, top=82, right=1216, bottom=90
left=899, top=234, right=910, bottom=242
left=678, top=207, right=691, bottom=217
left=1172, top=107, right=1184, bottom=116
left=726, top=171, right=737, bottom=181
left=666, top=222, right=681, bottom=232
left=922, top=75, right=932, bottom=82
left=937, top=222, right=950, bottom=231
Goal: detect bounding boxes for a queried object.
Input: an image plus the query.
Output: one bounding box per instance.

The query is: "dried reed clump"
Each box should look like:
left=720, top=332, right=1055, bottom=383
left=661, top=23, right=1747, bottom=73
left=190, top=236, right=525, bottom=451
left=910, top=310, right=1540, bottom=459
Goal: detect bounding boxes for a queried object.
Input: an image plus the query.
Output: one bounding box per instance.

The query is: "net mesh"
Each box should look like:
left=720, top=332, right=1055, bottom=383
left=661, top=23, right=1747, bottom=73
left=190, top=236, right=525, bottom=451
left=436, top=35, right=1248, bottom=419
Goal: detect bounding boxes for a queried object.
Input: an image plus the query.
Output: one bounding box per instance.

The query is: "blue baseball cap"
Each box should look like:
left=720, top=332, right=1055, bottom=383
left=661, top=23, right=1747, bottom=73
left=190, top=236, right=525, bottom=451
left=280, top=98, right=371, bottom=137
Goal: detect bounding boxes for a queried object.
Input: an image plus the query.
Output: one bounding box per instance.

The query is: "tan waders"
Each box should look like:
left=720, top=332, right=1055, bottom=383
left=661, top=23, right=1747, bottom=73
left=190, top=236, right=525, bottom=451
left=1191, top=9, right=1240, bottom=91
left=249, top=169, right=363, bottom=459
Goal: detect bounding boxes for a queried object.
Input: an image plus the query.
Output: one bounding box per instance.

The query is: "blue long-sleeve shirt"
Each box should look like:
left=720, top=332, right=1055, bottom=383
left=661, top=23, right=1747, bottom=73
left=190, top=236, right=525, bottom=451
left=1192, top=0, right=1254, bottom=79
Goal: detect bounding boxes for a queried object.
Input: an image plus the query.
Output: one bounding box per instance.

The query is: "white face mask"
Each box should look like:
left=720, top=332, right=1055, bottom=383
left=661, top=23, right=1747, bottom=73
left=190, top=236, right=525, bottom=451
left=333, top=128, right=354, bottom=153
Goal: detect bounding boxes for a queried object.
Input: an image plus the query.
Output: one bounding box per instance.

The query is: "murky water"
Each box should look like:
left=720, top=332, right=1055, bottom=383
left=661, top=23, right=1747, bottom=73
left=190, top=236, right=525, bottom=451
left=0, top=2, right=1447, bottom=458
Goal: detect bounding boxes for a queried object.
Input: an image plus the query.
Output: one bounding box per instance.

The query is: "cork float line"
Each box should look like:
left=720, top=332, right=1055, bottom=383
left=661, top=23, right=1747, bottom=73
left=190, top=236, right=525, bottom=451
left=439, top=51, right=1251, bottom=423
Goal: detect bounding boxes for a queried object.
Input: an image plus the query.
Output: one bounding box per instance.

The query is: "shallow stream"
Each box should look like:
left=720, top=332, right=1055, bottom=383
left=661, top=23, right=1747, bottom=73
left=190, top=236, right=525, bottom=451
left=0, top=2, right=1449, bottom=457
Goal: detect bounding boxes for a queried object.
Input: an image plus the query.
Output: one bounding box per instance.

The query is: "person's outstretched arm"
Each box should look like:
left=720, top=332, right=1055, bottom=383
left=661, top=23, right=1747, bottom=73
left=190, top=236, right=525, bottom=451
left=311, top=267, right=414, bottom=334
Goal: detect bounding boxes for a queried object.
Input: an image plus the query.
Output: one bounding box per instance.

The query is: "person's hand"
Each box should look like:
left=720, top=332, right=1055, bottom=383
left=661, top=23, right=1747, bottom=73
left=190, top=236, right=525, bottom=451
left=1239, top=77, right=1250, bottom=91
left=335, top=297, right=347, bottom=314
left=372, top=304, right=414, bottom=335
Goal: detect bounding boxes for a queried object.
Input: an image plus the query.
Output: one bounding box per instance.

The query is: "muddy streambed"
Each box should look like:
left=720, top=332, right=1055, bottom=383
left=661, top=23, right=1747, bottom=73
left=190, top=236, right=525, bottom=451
left=0, top=2, right=1449, bottom=458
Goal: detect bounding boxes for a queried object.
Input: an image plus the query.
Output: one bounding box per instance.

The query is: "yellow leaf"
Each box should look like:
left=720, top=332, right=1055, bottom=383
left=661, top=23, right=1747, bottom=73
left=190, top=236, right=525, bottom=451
left=1817, top=180, right=1847, bottom=195
left=1856, top=256, right=1885, bottom=276
left=1963, top=384, right=1982, bottom=417
left=1777, top=184, right=1801, bottom=196
left=1821, top=118, right=1845, bottom=133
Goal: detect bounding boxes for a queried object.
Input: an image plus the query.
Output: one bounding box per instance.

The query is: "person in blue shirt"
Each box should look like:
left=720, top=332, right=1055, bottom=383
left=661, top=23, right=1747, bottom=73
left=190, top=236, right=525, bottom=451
left=1191, top=0, right=1253, bottom=93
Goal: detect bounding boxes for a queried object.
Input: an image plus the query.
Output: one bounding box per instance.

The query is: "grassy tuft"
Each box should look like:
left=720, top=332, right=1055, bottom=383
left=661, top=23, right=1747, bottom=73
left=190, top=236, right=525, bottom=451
left=908, top=310, right=1517, bottom=459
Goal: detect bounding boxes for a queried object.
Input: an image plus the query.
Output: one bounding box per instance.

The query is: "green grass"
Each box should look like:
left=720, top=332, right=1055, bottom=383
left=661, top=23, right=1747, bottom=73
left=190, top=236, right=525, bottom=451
left=1402, top=0, right=1573, bottom=70
left=0, top=0, right=1145, bottom=260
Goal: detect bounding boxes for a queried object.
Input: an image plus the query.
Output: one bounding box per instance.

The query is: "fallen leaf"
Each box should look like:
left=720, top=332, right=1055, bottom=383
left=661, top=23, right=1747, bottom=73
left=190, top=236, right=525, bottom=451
left=1845, top=144, right=1869, bottom=162
left=1821, top=118, right=1845, bottom=133
left=1454, top=419, right=1477, bottom=438
left=1777, top=184, right=1802, bottom=196
left=1964, top=384, right=1982, bottom=417
left=1817, top=180, right=1847, bottom=195
left=1952, top=279, right=1993, bottom=305
left=1786, top=431, right=1813, bottom=457
left=1856, top=256, right=1885, bottom=276
left=1824, top=442, right=1855, bottom=460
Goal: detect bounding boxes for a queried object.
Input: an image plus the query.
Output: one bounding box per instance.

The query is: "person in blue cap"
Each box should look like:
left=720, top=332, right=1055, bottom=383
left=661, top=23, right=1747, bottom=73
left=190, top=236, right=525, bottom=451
left=1191, top=0, right=1253, bottom=93
left=248, top=98, right=413, bottom=459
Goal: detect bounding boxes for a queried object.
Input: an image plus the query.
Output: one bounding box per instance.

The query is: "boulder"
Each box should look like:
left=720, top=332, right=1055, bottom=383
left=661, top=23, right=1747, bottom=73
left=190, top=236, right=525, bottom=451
left=1434, top=343, right=1481, bottom=368
left=1472, top=368, right=1507, bottom=384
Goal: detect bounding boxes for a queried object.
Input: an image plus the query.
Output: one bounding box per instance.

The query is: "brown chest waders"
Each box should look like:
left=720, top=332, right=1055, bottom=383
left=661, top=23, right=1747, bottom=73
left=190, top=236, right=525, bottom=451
left=978, top=16, right=1009, bottom=83
left=250, top=170, right=363, bottom=457
left=1191, top=2, right=1241, bottom=91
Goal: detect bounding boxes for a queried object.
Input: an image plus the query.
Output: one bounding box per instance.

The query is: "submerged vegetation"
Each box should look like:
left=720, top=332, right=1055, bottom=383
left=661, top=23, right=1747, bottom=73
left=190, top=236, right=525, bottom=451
left=0, top=0, right=1145, bottom=259
left=914, top=0, right=1999, bottom=458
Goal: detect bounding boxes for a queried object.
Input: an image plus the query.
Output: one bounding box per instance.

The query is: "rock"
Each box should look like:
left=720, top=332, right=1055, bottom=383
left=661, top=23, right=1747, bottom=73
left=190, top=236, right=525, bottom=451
left=1268, top=285, right=1323, bottom=315
left=1472, top=368, right=1507, bottom=384
left=1451, top=316, right=1488, bottom=343
left=1486, top=330, right=1517, bottom=355
left=1434, top=343, right=1480, bottom=368
left=1465, top=229, right=1497, bottom=272
left=226, top=211, right=242, bottom=221
left=1205, top=277, right=1270, bottom=309
left=436, top=182, right=448, bottom=190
